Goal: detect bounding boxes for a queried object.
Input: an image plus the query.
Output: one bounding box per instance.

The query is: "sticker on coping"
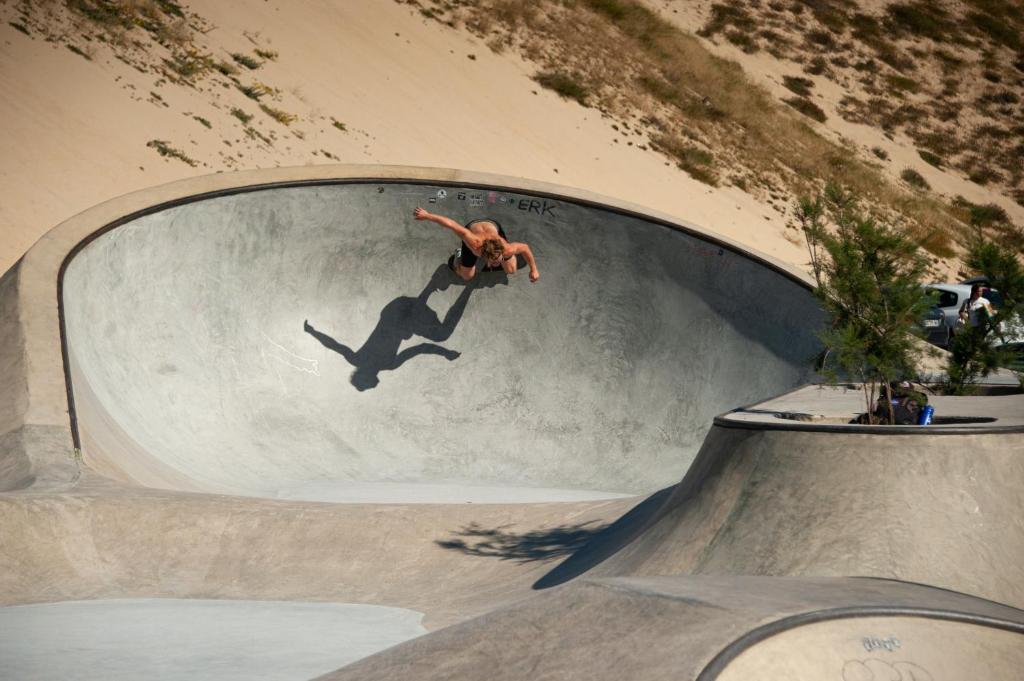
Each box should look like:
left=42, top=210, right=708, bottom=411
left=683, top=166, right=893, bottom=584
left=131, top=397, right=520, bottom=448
left=457, top=191, right=466, bottom=201
left=436, top=189, right=448, bottom=200
left=487, top=191, right=498, bottom=204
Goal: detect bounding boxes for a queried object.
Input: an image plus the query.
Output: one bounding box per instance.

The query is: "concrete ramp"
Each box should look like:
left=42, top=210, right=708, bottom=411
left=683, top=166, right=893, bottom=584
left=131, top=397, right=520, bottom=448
left=318, top=576, right=1024, bottom=681
left=549, top=423, right=1024, bottom=609
left=61, top=181, right=822, bottom=502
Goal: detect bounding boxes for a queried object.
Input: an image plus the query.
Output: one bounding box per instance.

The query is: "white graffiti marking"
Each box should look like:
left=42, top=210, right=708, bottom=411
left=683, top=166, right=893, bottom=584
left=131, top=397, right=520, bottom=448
left=843, top=659, right=933, bottom=681
left=261, top=332, right=320, bottom=376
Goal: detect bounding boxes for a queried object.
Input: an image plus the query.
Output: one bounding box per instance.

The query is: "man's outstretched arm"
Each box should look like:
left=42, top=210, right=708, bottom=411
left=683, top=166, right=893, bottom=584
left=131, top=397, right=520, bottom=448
left=508, top=242, right=540, bottom=282
left=413, top=208, right=478, bottom=247
left=303, top=320, right=356, bottom=366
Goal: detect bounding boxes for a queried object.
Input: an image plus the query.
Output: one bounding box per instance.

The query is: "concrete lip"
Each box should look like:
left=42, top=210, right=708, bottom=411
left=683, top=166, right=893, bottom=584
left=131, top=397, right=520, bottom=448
left=721, top=383, right=1024, bottom=432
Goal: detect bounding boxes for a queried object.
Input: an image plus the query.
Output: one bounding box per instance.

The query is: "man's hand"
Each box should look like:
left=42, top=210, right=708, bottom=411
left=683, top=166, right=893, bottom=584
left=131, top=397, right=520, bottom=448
left=413, top=207, right=432, bottom=221
left=529, top=269, right=540, bottom=283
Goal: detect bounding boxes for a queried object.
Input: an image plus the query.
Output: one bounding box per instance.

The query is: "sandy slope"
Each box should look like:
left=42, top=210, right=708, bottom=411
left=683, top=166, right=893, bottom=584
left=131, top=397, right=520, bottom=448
left=648, top=0, right=1024, bottom=229
left=0, top=0, right=806, bottom=275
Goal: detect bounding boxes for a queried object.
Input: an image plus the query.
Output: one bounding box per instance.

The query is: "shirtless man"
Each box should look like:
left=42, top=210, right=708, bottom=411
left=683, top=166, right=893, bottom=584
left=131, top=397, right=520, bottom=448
left=414, top=207, right=540, bottom=283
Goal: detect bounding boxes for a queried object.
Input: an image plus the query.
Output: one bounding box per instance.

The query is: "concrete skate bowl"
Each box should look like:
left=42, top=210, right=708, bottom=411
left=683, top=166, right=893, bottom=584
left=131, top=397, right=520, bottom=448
left=4, top=167, right=1024, bottom=680
left=59, top=172, right=824, bottom=503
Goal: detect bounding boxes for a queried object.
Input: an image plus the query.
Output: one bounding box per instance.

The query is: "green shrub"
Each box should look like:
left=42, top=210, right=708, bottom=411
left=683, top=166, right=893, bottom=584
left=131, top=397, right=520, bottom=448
left=968, top=167, right=1003, bottom=185
left=807, top=30, right=834, bottom=47
left=944, top=234, right=1024, bottom=393
left=885, top=74, right=920, bottom=93
left=231, top=52, right=262, bottom=70
left=534, top=71, right=590, bottom=106
left=725, top=29, right=758, bottom=52
left=796, top=184, right=932, bottom=423
left=968, top=11, right=1022, bottom=50
left=900, top=168, right=930, bottom=190
left=66, top=44, right=92, bottom=60
left=165, top=50, right=213, bottom=80
left=804, top=56, right=828, bottom=75
left=784, top=96, right=826, bottom=122
left=918, top=149, right=943, bottom=167
left=886, top=2, right=954, bottom=41
left=651, top=134, right=718, bottom=185
left=213, top=61, right=239, bottom=76
left=146, top=139, right=197, bottom=167
left=259, top=104, right=297, bottom=125
left=230, top=107, right=253, bottom=124
left=236, top=82, right=274, bottom=100
left=782, top=75, right=813, bottom=97
left=698, top=2, right=756, bottom=37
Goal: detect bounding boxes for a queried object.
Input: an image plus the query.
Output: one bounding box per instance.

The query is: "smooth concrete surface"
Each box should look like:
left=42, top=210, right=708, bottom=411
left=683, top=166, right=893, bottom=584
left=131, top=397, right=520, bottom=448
left=60, top=181, right=822, bottom=501
left=0, top=598, right=427, bottom=681
left=275, top=481, right=633, bottom=503
left=0, top=483, right=638, bottom=628
left=584, top=424, right=1024, bottom=609
left=716, top=614, right=1024, bottom=681
left=318, top=576, right=1024, bottom=680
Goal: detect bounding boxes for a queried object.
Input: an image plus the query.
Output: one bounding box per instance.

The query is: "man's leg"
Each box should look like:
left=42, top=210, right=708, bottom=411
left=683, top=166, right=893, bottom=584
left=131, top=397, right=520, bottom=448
left=449, top=242, right=478, bottom=281
left=394, top=343, right=460, bottom=367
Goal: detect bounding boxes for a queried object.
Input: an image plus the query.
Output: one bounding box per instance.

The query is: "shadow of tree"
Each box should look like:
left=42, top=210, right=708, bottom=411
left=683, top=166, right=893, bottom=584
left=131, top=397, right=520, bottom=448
left=435, top=521, right=610, bottom=564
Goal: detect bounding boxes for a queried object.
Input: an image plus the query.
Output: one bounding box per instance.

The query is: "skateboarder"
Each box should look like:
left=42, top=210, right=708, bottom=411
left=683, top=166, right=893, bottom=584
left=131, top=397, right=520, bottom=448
left=413, top=207, right=540, bottom=283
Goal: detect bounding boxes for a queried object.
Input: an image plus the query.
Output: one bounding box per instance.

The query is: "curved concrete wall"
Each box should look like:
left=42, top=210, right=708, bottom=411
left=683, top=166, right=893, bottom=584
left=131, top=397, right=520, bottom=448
left=61, top=179, right=823, bottom=499
left=590, top=423, right=1024, bottom=609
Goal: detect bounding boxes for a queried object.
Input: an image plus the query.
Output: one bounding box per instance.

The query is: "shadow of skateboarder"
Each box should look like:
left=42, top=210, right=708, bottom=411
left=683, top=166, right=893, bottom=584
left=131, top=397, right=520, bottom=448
left=304, top=263, right=503, bottom=390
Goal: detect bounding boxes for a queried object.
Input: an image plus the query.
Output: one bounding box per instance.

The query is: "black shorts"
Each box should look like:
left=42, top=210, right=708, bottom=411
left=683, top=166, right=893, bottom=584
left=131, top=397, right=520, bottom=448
left=460, top=219, right=511, bottom=270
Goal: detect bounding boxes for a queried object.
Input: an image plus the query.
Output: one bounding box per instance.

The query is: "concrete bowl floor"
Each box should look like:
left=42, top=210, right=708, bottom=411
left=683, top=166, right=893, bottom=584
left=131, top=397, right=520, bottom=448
left=0, top=599, right=427, bottom=681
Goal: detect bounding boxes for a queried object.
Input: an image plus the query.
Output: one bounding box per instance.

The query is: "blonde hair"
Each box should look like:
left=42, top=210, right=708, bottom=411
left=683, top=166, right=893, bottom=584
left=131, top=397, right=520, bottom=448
left=481, top=238, right=505, bottom=262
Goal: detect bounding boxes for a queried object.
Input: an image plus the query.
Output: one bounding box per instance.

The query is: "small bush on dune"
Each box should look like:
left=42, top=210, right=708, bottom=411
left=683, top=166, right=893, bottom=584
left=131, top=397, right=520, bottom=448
left=213, top=60, right=239, bottom=76
left=231, top=52, right=262, bottom=70
left=650, top=134, right=718, bottom=186
left=146, top=139, right=197, bottom=167
left=782, top=75, right=813, bottom=97
left=901, top=168, right=930, bottom=190
left=784, top=96, right=827, bottom=122
left=533, top=71, right=590, bottom=106
left=259, top=104, right=297, bottom=125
